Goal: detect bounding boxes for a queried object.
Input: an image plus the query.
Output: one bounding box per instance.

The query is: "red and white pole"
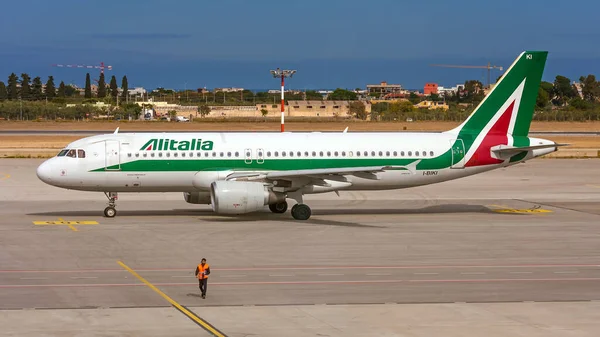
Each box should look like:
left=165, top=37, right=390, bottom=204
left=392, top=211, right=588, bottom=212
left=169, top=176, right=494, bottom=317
left=280, top=75, right=285, bottom=132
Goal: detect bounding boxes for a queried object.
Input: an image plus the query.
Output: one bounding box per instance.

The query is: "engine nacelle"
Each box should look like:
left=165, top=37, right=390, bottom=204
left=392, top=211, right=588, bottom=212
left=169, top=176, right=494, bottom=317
left=210, top=181, right=285, bottom=214
left=183, top=192, right=211, bottom=204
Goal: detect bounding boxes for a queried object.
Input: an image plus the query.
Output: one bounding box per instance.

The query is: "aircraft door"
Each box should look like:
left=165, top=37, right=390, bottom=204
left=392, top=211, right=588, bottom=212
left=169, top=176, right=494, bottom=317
left=244, top=148, right=252, bottom=164
left=256, top=148, right=264, bottom=164
left=105, top=140, right=121, bottom=170
left=450, top=139, right=465, bottom=169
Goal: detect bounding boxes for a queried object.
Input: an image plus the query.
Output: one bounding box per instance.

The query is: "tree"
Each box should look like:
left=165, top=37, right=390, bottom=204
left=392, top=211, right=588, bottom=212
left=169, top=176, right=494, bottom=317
left=329, top=88, right=357, bottom=100
left=348, top=101, right=367, bottom=120
left=579, top=75, right=600, bottom=102
left=408, top=92, right=421, bottom=104
left=109, top=75, right=118, bottom=101
left=536, top=87, right=550, bottom=109
left=57, top=81, right=66, bottom=98
left=7, top=73, right=19, bottom=100
left=0, top=81, right=7, bottom=101
left=97, top=73, right=106, bottom=98
left=45, top=76, right=56, bottom=99
left=304, top=90, right=323, bottom=100
left=20, top=73, right=31, bottom=100
left=121, top=76, right=129, bottom=101
left=31, top=76, right=43, bottom=100
left=198, top=105, right=211, bottom=117
left=553, top=75, right=576, bottom=106
left=64, top=84, right=78, bottom=97
left=84, top=73, right=92, bottom=98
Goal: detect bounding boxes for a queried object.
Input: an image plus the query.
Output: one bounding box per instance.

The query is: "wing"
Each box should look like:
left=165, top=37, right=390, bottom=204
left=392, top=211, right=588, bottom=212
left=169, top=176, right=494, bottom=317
left=224, top=161, right=420, bottom=191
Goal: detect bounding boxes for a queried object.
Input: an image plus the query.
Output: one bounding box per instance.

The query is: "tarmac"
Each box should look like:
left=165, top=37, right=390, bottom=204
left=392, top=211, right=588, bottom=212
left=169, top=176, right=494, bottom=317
left=0, top=158, right=599, bottom=336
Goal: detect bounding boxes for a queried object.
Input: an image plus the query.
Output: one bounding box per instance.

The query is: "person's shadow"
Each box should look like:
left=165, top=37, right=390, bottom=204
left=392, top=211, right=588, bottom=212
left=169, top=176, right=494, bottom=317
left=186, top=293, right=202, bottom=298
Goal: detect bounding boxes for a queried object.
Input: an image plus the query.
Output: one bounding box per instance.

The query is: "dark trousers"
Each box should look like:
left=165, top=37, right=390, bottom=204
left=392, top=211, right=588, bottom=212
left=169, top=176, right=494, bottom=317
left=198, top=278, right=207, bottom=295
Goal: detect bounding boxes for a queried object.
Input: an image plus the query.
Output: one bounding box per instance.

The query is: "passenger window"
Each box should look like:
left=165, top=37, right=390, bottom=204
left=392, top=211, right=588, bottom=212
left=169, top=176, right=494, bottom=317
left=189, top=152, right=193, bottom=157
left=219, top=152, right=224, bottom=157
left=327, top=151, right=331, bottom=156
left=364, top=151, right=368, bottom=156
left=158, top=153, right=163, bottom=157
left=393, top=151, right=397, bottom=156
left=135, top=153, right=139, bottom=158
left=378, top=151, right=383, bottom=156
left=386, top=151, right=390, bottom=156
left=282, top=152, right=287, bottom=157
left=274, top=151, right=279, bottom=157
left=236, top=152, right=241, bottom=157
left=182, top=153, right=186, bottom=157
left=78, top=149, right=86, bottom=158
left=289, top=151, right=293, bottom=157
left=197, top=152, right=202, bottom=157
left=143, top=153, right=148, bottom=158
left=151, top=153, right=155, bottom=157
left=319, top=151, right=324, bottom=157
left=371, top=151, right=376, bottom=156
left=422, top=151, right=427, bottom=156
left=212, top=152, right=216, bottom=157
left=166, top=153, right=170, bottom=157
left=356, top=151, right=361, bottom=157
left=430, top=151, right=434, bottom=156
left=312, top=151, right=316, bottom=156
left=297, top=151, right=302, bottom=157
left=334, top=151, right=339, bottom=157
left=127, top=153, right=132, bottom=158
left=408, top=151, right=412, bottom=156
left=267, top=151, right=272, bottom=157
left=401, top=151, right=405, bottom=156
left=227, top=152, right=231, bottom=157
left=342, top=151, right=346, bottom=157
left=174, top=153, right=178, bottom=157
left=204, top=152, right=209, bottom=157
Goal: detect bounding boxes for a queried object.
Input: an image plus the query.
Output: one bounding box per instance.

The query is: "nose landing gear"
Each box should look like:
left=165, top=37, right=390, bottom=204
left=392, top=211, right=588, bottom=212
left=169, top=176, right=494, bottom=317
left=103, top=192, right=118, bottom=218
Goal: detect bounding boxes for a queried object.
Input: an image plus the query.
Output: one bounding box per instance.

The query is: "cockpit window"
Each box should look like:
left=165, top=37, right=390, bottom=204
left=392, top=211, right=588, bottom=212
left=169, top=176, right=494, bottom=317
left=66, top=149, right=77, bottom=158
left=77, top=149, right=86, bottom=158
left=57, top=149, right=68, bottom=157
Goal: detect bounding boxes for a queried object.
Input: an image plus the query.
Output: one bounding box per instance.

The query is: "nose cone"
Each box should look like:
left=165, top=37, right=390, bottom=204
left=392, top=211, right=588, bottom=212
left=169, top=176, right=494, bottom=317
left=36, top=160, right=53, bottom=184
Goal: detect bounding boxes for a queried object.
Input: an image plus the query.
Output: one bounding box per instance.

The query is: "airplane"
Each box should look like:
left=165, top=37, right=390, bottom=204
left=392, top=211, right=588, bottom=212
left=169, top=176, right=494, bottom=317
left=36, top=51, right=564, bottom=220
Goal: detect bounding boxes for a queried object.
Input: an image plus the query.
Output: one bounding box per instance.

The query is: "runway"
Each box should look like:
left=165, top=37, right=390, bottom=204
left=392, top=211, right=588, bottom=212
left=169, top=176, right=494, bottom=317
left=1, top=159, right=599, bottom=336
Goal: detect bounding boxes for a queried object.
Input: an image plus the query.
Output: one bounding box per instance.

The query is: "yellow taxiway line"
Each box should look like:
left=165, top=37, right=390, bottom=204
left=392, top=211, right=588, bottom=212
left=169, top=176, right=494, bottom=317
left=0, top=173, right=10, bottom=181
left=33, top=218, right=99, bottom=231
left=117, top=261, right=227, bottom=337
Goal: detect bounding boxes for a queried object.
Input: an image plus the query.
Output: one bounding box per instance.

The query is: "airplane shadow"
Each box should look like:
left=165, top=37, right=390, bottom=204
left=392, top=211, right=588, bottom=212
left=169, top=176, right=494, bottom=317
left=26, top=204, right=522, bottom=228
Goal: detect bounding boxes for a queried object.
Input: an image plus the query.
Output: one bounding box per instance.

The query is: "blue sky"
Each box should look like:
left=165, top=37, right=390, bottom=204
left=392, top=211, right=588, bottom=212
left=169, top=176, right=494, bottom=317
left=0, top=0, right=598, bottom=90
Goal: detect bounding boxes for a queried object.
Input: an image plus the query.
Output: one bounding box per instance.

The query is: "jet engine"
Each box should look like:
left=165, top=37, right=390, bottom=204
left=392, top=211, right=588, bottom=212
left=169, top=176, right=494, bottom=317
left=183, top=191, right=211, bottom=204
left=210, top=181, right=285, bottom=214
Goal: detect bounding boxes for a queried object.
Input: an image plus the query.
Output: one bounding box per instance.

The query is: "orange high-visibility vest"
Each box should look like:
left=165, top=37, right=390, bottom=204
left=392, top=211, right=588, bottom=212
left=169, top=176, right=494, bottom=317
left=197, top=263, right=210, bottom=279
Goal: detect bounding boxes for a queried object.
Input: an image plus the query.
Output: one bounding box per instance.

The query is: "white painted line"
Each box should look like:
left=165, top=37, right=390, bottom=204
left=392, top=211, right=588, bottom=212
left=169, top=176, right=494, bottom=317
left=367, top=273, right=391, bottom=276
left=554, top=271, right=579, bottom=274
left=460, top=272, right=486, bottom=275
left=20, top=277, right=48, bottom=280
left=317, top=273, right=344, bottom=276
left=69, top=276, right=98, bottom=279
left=413, top=272, right=438, bottom=275
left=171, top=276, right=193, bottom=278
left=268, top=274, right=294, bottom=277
left=218, top=275, right=246, bottom=278
left=509, top=271, right=533, bottom=274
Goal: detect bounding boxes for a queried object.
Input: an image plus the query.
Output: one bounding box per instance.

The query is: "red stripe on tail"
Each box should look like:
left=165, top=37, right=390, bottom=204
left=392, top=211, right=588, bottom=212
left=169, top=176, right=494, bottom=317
left=465, top=101, right=515, bottom=167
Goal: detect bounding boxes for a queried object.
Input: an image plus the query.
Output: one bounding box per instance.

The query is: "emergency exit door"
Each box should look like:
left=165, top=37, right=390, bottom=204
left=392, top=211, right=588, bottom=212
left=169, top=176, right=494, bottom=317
left=105, top=140, right=121, bottom=170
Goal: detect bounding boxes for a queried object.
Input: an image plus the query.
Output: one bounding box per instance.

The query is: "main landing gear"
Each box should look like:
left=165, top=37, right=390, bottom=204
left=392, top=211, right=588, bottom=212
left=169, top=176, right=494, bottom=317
left=268, top=191, right=312, bottom=220
left=103, top=192, right=118, bottom=218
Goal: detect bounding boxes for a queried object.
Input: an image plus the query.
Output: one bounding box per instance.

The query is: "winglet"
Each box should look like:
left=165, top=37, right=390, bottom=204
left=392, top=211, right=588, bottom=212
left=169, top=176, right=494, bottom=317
left=113, top=127, right=120, bottom=134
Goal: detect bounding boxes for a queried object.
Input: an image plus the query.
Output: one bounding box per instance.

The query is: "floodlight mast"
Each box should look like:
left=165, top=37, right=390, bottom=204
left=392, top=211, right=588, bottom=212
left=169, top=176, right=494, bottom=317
left=270, top=68, right=296, bottom=132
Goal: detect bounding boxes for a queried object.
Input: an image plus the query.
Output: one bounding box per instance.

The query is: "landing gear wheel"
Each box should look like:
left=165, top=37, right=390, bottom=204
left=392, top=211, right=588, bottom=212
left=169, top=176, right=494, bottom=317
left=104, top=206, right=117, bottom=218
left=291, top=204, right=311, bottom=220
left=103, top=192, right=118, bottom=218
left=269, top=201, right=288, bottom=214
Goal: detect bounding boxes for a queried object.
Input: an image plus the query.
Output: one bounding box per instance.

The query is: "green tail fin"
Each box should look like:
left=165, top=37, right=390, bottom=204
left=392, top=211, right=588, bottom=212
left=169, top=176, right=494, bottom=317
left=449, top=51, right=548, bottom=138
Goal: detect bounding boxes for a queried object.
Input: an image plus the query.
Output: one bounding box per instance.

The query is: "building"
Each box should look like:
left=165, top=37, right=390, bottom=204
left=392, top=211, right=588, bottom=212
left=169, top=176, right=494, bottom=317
left=367, top=81, right=403, bottom=96
left=414, top=100, right=449, bottom=111
left=214, top=87, right=244, bottom=93
left=423, top=83, right=438, bottom=95
left=437, top=84, right=465, bottom=96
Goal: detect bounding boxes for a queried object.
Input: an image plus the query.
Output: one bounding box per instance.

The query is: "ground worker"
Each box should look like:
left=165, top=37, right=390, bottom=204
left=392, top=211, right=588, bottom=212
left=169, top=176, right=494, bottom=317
left=195, top=258, right=210, bottom=299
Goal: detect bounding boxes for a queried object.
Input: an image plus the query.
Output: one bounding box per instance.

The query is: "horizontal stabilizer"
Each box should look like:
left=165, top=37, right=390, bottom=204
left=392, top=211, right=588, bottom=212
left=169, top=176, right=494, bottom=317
left=491, top=143, right=568, bottom=158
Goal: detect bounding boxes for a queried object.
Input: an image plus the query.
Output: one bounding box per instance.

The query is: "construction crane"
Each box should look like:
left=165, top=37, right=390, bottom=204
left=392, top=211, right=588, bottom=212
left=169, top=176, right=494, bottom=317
left=430, top=62, right=503, bottom=88
left=52, top=62, right=113, bottom=82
